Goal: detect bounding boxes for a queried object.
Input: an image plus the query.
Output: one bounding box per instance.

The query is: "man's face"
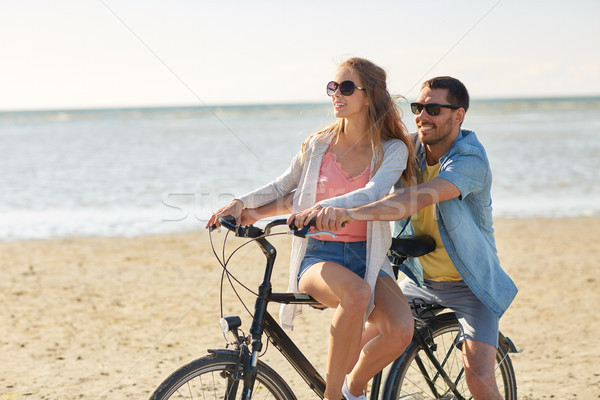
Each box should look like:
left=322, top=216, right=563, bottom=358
left=414, top=87, right=457, bottom=146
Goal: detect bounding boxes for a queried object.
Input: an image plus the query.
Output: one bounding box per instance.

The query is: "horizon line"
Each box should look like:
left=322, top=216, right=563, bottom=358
left=2, top=94, right=600, bottom=114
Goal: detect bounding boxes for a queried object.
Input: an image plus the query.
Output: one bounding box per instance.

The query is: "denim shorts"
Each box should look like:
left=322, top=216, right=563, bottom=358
left=298, top=238, right=367, bottom=283
left=399, top=277, right=499, bottom=348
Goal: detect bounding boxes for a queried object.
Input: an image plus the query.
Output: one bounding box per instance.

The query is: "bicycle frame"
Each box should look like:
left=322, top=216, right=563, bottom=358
left=216, top=219, right=452, bottom=400
left=243, top=281, right=469, bottom=400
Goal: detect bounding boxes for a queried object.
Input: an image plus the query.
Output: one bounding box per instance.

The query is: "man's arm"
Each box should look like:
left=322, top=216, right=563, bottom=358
left=296, top=177, right=461, bottom=232
left=346, top=177, right=461, bottom=222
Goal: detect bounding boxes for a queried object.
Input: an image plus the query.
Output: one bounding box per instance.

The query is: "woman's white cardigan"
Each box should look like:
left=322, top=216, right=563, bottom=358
left=238, top=131, right=408, bottom=330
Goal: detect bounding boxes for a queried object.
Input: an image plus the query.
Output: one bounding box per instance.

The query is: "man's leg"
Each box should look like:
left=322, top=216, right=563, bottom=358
left=403, top=279, right=501, bottom=399
left=462, top=339, right=502, bottom=400
left=398, top=277, right=439, bottom=307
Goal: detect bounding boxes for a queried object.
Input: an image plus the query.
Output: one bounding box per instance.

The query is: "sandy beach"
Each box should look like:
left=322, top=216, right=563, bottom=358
left=2, top=217, right=599, bottom=399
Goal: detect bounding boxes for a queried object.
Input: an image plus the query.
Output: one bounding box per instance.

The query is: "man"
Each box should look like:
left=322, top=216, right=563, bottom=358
left=300, top=76, right=517, bottom=399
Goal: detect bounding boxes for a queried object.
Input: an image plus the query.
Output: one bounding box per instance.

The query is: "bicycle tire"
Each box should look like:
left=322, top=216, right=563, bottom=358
left=385, top=312, right=517, bottom=400
left=149, top=352, right=296, bottom=400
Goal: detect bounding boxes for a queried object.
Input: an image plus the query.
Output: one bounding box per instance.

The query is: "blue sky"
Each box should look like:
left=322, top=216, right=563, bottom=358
left=2, top=0, right=599, bottom=110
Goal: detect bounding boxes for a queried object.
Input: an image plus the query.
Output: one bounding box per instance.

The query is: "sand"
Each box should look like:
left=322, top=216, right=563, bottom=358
left=2, top=217, right=599, bottom=399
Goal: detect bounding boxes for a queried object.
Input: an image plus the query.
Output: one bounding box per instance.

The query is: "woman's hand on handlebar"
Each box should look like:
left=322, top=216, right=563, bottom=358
left=205, top=199, right=244, bottom=229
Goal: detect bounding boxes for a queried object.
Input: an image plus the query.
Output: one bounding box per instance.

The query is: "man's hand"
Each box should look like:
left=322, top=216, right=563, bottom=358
left=313, top=206, right=351, bottom=232
left=286, top=204, right=323, bottom=230
left=287, top=204, right=352, bottom=233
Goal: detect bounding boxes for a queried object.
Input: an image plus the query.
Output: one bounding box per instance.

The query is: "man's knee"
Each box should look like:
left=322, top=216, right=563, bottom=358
left=462, top=340, right=498, bottom=384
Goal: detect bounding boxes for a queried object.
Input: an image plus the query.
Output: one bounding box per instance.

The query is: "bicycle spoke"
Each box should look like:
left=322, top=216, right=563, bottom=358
left=225, top=372, right=240, bottom=399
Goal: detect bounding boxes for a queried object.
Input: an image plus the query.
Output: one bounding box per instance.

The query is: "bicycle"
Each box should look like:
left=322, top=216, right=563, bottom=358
left=149, top=217, right=519, bottom=399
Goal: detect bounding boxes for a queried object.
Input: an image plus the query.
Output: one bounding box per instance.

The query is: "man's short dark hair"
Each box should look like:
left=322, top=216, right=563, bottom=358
left=422, top=76, right=470, bottom=112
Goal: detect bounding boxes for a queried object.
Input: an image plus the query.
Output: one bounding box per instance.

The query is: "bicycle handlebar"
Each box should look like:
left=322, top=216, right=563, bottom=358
left=217, top=215, right=435, bottom=260
left=217, top=216, right=320, bottom=238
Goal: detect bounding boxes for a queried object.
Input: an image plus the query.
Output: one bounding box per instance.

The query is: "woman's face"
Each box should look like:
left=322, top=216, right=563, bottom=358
left=330, top=67, right=369, bottom=120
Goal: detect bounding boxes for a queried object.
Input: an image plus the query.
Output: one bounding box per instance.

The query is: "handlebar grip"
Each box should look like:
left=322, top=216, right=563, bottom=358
left=288, top=218, right=317, bottom=231
left=218, top=215, right=237, bottom=231
left=289, top=218, right=318, bottom=238
left=218, top=215, right=265, bottom=238
left=289, top=218, right=345, bottom=232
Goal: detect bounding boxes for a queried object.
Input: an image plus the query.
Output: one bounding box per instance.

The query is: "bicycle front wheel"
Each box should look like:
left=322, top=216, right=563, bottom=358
left=386, top=313, right=517, bottom=400
left=149, top=352, right=296, bottom=400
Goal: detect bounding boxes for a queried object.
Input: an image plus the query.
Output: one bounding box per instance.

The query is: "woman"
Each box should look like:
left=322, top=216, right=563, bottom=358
left=207, top=57, right=416, bottom=400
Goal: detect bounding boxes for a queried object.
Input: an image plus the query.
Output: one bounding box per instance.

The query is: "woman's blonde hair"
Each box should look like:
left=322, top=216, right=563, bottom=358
left=301, top=57, right=416, bottom=186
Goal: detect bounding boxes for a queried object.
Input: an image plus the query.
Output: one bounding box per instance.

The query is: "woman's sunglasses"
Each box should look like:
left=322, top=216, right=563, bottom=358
left=410, top=102, right=461, bottom=116
left=327, top=80, right=365, bottom=96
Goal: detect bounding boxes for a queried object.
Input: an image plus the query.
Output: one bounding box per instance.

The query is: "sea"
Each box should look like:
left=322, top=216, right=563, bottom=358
left=1, top=97, right=599, bottom=241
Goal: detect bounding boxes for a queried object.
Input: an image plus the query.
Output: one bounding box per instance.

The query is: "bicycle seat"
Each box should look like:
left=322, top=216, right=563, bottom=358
left=389, top=235, right=436, bottom=258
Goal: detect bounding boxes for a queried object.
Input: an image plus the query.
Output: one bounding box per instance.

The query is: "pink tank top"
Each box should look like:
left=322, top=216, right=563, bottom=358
left=314, top=151, right=370, bottom=241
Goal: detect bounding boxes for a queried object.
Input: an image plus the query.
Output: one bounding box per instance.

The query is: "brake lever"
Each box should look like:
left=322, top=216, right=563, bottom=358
left=305, top=230, right=337, bottom=238
left=289, top=223, right=311, bottom=238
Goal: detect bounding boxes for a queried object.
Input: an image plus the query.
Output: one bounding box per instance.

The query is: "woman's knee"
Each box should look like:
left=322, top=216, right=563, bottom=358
left=340, top=280, right=371, bottom=312
left=378, top=312, right=414, bottom=351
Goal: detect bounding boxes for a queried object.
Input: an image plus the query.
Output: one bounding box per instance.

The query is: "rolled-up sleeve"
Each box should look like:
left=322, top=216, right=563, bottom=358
left=437, top=145, right=488, bottom=200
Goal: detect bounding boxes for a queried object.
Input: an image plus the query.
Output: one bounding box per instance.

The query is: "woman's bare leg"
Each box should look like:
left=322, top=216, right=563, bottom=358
left=299, top=261, right=371, bottom=400
left=346, top=276, right=414, bottom=397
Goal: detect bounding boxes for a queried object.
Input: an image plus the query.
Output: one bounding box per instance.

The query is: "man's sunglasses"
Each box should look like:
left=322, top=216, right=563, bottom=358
left=410, top=103, right=461, bottom=116
left=327, top=80, right=365, bottom=96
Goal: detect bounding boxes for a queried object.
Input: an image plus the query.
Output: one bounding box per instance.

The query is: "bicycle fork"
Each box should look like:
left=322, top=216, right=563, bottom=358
left=227, top=306, right=267, bottom=399
left=218, top=316, right=261, bottom=400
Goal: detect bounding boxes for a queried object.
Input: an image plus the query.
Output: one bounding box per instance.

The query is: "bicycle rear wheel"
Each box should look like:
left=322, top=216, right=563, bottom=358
left=386, top=313, right=517, bottom=399
left=149, top=352, right=296, bottom=400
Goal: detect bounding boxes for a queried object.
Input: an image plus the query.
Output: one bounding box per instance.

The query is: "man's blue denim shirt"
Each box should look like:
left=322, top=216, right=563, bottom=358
left=394, top=129, right=518, bottom=318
